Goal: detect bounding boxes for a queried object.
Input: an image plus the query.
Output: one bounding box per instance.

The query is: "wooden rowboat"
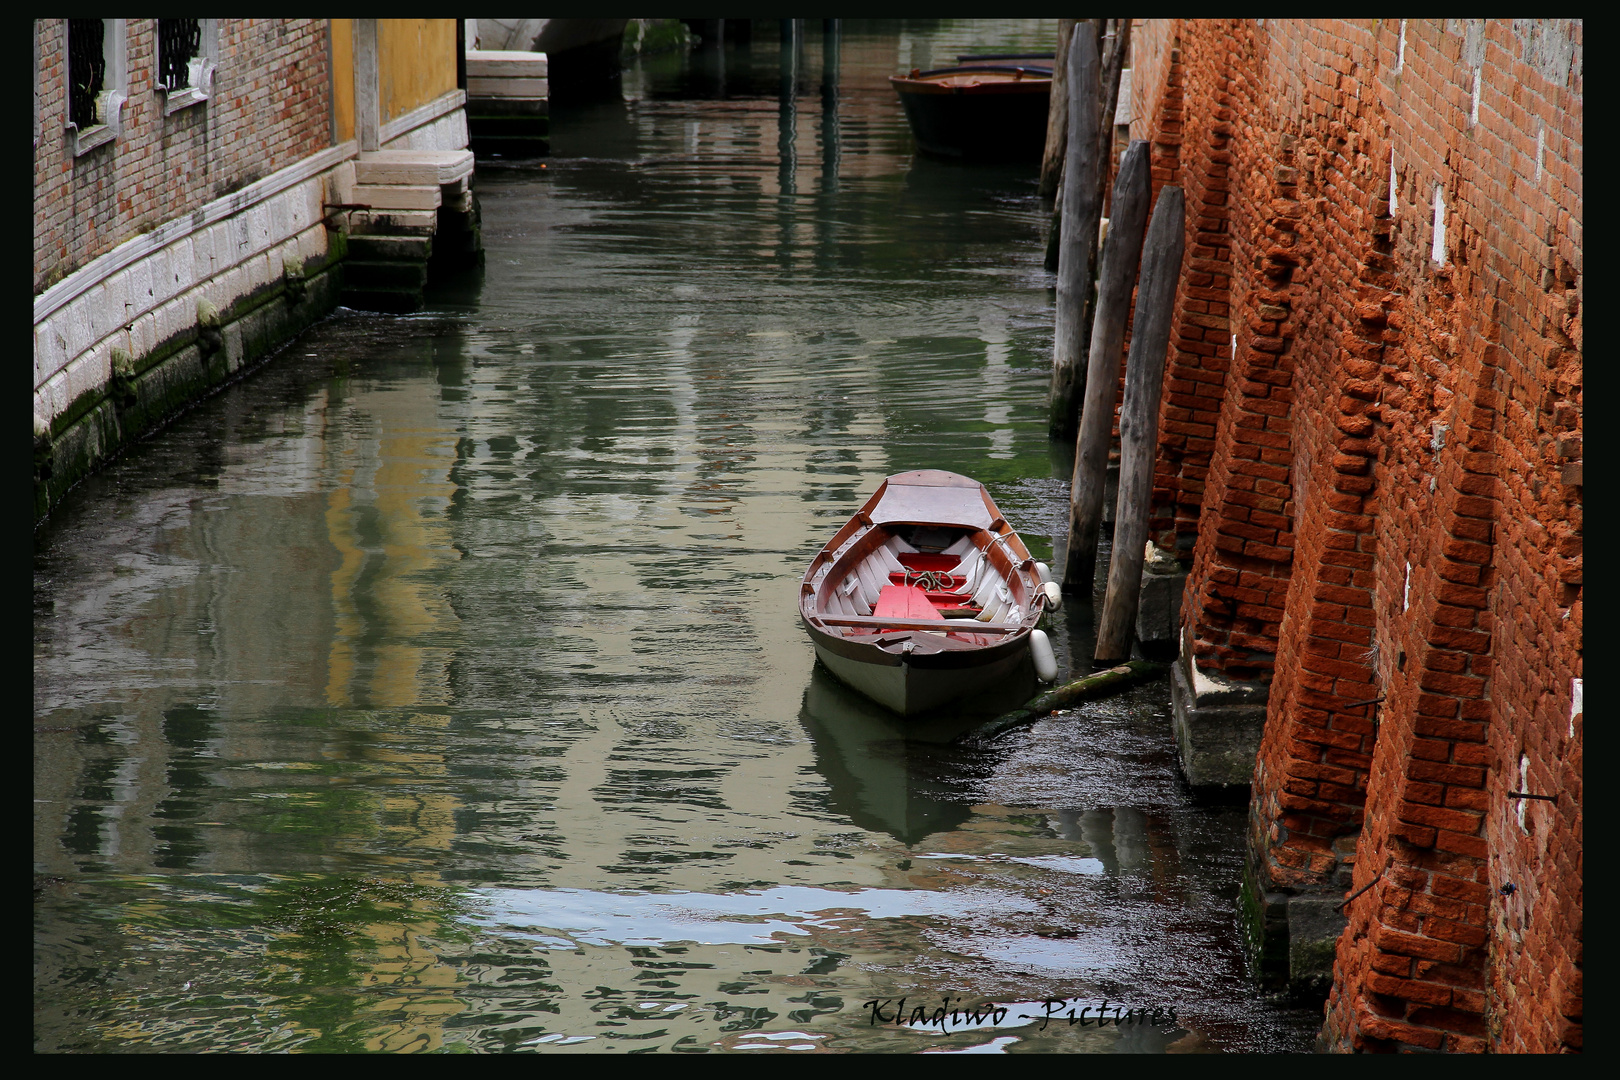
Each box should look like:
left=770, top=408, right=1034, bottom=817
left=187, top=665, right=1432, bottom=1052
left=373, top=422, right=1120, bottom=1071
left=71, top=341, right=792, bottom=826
left=798, top=470, right=1060, bottom=716
left=889, top=59, right=1053, bottom=161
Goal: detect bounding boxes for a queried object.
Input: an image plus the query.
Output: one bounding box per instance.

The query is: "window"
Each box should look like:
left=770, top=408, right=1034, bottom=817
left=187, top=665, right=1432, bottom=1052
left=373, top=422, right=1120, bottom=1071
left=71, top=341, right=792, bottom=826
left=158, top=19, right=199, bottom=90
left=67, top=18, right=104, bottom=130
left=66, top=18, right=126, bottom=155
left=157, top=18, right=215, bottom=114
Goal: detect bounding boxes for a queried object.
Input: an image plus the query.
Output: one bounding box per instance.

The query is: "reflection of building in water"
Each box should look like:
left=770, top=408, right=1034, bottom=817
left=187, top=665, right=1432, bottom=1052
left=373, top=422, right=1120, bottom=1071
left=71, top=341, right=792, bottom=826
left=37, top=359, right=472, bottom=1050
left=35, top=359, right=463, bottom=878
left=322, top=382, right=460, bottom=710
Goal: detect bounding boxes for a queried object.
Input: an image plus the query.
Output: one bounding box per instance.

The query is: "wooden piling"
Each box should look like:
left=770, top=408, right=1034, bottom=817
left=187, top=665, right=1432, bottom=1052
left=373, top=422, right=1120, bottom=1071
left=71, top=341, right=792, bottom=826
left=1063, top=139, right=1151, bottom=594
left=1038, top=19, right=1079, bottom=200
left=1095, top=185, right=1185, bottom=662
left=1047, top=26, right=1101, bottom=442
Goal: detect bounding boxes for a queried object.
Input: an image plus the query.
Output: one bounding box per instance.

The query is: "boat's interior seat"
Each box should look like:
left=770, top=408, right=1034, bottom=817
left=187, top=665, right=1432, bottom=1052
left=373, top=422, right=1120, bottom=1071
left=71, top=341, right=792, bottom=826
left=830, top=537, right=913, bottom=617
left=873, top=583, right=944, bottom=624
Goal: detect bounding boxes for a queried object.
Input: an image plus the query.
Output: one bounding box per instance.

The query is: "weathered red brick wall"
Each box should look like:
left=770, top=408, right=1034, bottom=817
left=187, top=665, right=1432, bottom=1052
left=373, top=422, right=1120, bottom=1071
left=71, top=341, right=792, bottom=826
left=33, top=19, right=333, bottom=293
left=1129, top=18, right=1581, bottom=1053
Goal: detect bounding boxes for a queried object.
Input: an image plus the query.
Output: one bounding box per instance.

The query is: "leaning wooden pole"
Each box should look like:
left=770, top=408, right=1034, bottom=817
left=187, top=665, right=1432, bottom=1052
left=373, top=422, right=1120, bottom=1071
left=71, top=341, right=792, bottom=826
left=1063, top=139, right=1152, bottom=595
left=1038, top=19, right=1078, bottom=200
left=956, top=660, right=1167, bottom=746
left=1047, top=26, right=1101, bottom=442
left=1095, top=185, right=1184, bottom=663
left=1096, top=19, right=1132, bottom=216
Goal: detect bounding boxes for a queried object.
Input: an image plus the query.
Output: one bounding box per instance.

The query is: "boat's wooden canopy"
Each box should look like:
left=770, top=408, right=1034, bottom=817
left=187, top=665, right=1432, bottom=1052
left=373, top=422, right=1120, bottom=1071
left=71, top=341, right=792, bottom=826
left=867, top=470, right=994, bottom=530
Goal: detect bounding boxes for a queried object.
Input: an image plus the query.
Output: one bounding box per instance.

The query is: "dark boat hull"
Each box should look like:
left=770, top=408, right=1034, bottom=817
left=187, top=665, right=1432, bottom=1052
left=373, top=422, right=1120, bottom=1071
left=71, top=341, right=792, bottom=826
left=891, top=77, right=1051, bottom=161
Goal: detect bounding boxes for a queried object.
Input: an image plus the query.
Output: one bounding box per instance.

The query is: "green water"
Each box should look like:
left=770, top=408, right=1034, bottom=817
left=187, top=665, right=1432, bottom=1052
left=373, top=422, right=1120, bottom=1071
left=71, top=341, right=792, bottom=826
left=34, top=21, right=1320, bottom=1053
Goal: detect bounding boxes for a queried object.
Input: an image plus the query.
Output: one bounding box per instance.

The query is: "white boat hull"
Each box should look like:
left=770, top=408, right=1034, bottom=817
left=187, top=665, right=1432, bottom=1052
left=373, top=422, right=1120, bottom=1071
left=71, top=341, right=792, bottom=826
left=813, top=639, right=1031, bottom=716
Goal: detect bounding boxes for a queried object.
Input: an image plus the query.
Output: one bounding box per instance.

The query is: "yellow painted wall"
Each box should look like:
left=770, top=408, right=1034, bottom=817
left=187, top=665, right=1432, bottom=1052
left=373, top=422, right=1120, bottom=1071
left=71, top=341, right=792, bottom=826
left=331, top=18, right=354, bottom=143
left=378, top=19, right=458, bottom=126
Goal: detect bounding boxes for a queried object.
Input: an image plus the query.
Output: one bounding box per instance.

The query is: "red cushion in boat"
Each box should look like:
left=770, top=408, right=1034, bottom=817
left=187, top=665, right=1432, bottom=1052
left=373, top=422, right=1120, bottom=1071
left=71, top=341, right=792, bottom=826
left=895, top=552, right=960, bottom=572
left=873, top=584, right=944, bottom=622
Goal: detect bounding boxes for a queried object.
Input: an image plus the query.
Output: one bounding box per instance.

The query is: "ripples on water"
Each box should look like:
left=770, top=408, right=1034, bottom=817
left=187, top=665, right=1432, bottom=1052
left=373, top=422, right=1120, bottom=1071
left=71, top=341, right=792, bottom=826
left=33, top=21, right=1321, bottom=1052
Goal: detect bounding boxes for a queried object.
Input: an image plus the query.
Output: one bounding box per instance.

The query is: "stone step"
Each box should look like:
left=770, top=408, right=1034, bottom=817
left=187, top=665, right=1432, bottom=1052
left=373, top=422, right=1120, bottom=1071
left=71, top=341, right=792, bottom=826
left=467, top=96, right=549, bottom=119
left=469, top=114, right=550, bottom=136
left=354, top=149, right=475, bottom=187
left=349, top=209, right=438, bottom=236
left=467, top=75, right=550, bottom=98
left=341, top=285, right=425, bottom=315
left=344, top=259, right=428, bottom=289
left=347, top=234, right=433, bottom=262
left=351, top=183, right=440, bottom=211
left=465, top=50, right=550, bottom=79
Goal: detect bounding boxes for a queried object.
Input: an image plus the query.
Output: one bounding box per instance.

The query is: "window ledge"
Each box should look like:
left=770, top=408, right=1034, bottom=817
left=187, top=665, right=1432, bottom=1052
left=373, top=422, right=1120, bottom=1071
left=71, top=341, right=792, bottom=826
left=70, top=122, right=116, bottom=156
left=161, top=86, right=209, bottom=115
left=161, top=58, right=215, bottom=116
left=70, top=90, right=126, bottom=156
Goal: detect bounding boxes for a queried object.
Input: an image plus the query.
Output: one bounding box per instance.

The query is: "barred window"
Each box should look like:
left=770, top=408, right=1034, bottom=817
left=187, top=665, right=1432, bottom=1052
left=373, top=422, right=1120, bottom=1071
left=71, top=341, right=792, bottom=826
left=158, top=18, right=201, bottom=91
left=68, top=18, right=105, bottom=128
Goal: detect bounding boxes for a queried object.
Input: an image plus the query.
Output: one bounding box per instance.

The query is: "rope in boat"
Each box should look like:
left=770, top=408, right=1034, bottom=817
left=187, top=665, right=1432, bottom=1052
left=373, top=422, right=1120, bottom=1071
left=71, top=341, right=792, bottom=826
left=904, top=569, right=958, bottom=592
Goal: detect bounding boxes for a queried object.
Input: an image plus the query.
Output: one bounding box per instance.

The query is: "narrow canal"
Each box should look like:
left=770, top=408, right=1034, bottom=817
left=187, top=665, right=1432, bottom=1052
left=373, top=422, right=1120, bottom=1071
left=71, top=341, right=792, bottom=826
left=34, top=21, right=1321, bottom=1053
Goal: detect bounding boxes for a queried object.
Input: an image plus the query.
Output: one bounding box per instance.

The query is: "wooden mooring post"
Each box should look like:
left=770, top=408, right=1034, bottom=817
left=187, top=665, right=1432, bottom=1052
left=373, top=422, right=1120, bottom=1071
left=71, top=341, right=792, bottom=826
left=1037, top=19, right=1078, bottom=200
left=1047, top=26, right=1101, bottom=442
left=1095, top=185, right=1185, bottom=663
left=1063, top=138, right=1151, bottom=594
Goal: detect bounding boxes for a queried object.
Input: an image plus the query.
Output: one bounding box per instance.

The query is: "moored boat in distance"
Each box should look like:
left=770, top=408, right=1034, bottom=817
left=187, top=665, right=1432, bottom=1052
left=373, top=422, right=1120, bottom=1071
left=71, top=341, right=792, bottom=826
left=799, top=470, right=1061, bottom=716
left=889, top=55, right=1053, bottom=161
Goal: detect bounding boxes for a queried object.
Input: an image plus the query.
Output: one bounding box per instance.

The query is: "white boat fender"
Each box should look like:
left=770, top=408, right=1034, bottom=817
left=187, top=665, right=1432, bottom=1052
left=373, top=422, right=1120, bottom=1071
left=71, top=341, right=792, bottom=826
left=1035, top=561, right=1054, bottom=585
left=1030, top=628, right=1058, bottom=683
left=1039, top=580, right=1063, bottom=610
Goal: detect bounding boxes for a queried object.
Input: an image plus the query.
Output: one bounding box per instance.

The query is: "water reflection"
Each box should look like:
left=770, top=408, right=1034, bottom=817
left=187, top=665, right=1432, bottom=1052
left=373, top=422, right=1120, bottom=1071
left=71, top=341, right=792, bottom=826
left=798, top=665, right=978, bottom=845
left=35, top=19, right=1321, bottom=1054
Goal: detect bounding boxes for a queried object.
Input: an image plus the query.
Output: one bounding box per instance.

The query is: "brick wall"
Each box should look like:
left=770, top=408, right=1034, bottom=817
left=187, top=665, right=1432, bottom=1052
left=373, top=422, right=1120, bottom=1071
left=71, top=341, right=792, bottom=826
left=34, top=19, right=333, bottom=294
left=1128, top=18, right=1581, bottom=1052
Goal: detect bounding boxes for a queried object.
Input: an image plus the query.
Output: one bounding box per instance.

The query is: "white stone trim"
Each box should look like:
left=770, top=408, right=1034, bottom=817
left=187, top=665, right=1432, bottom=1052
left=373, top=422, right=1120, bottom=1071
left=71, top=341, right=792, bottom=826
left=34, top=141, right=358, bottom=422
left=379, top=88, right=468, bottom=146
left=71, top=118, right=118, bottom=156
left=35, top=140, right=359, bottom=326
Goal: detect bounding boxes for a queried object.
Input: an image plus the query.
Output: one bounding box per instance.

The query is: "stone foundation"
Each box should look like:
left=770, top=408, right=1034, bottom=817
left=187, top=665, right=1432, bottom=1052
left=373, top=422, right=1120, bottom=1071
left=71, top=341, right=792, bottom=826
left=34, top=248, right=344, bottom=519
left=1169, top=624, right=1268, bottom=789
left=1240, top=854, right=1349, bottom=1001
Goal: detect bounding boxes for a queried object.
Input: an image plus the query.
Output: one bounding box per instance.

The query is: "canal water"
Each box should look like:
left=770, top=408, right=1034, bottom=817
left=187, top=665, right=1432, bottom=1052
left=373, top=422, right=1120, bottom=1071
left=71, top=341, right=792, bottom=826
left=34, top=21, right=1321, bottom=1053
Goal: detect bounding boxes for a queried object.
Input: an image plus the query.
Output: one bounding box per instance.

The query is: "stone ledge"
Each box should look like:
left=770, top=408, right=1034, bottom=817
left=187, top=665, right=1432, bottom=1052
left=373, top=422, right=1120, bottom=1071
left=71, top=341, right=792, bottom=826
left=356, top=149, right=475, bottom=187
left=1170, top=630, right=1268, bottom=789
left=465, top=49, right=550, bottom=77
left=35, top=142, right=357, bottom=327
left=1137, top=543, right=1187, bottom=645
